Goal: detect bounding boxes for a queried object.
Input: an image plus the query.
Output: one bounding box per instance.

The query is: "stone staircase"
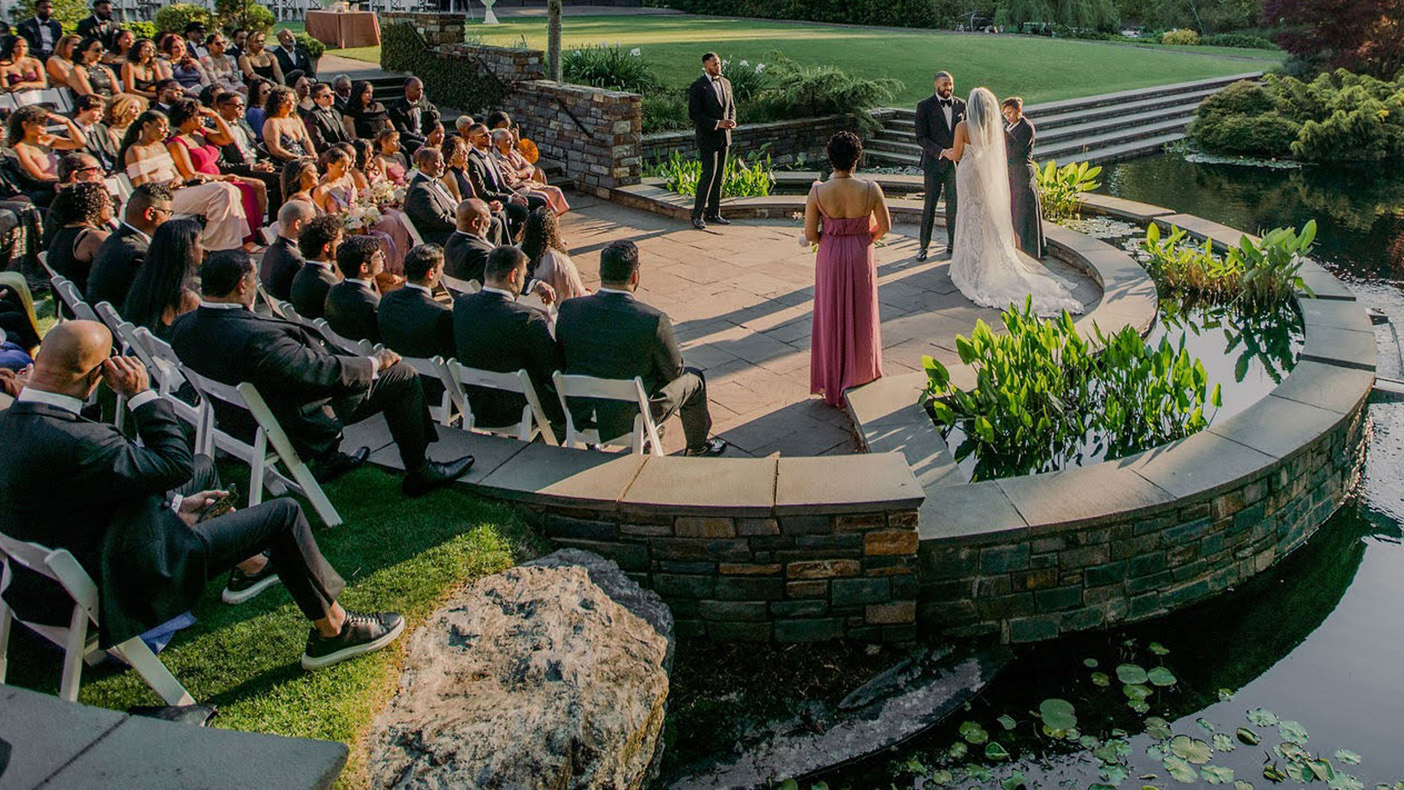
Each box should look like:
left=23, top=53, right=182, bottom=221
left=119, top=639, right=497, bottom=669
left=864, top=72, right=1262, bottom=168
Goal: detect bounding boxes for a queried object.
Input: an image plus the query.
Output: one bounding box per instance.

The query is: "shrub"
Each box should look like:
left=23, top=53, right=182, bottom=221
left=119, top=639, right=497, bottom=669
left=922, top=299, right=1220, bottom=478
left=121, top=21, right=157, bottom=40
left=561, top=45, right=661, bottom=94
left=719, top=58, right=769, bottom=104
left=1190, top=112, right=1299, bottom=158
left=643, top=151, right=775, bottom=198
left=8, top=0, right=85, bottom=28
left=294, top=32, right=325, bottom=60
left=1138, top=221, right=1316, bottom=305
left=643, top=0, right=941, bottom=29
left=1161, top=28, right=1200, bottom=45
left=641, top=92, right=690, bottom=134
left=380, top=22, right=504, bottom=116
left=1200, top=33, right=1279, bottom=50
left=1195, top=80, right=1276, bottom=118
left=214, top=0, right=275, bottom=34
left=1038, top=160, right=1102, bottom=222
left=761, top=55, right=901, bottom=126
left=154, top=3, right=214, bottom=34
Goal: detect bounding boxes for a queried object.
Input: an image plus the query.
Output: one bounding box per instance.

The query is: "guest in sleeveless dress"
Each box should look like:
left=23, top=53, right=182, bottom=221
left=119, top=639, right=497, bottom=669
left=520, top=208, right=587, bottom=301
left=70, top=37, right=119, bottom=98
left=313, top=147, right=410, bottom=278
left=121, top=37, right=158, bottom=100
left=200, top=33, right=244, bottom=95
left=2, top=36, right=48, bottom=93
left=165, top=98, right=264, bottom=235
left=46, top=34, right=81, bottom=89
left=344, top=80, right=392, bottom=141
left=491, top=128, right=570, bottom=215
left=263, top=86, right=314, bottom=163
left=45, top=181, right=113, bottom=299
left=238, top=31, right=282, bottom=86
left=805, top=131, right=891, bottom=408
left=8, top=106, right=88, bottom=207
left=376, top=129, right=408, bottom=185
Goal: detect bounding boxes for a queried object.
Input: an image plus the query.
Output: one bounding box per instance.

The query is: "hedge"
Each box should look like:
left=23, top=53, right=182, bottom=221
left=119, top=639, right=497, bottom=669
left=642, top=0, right=942, bottom=29
left=380, top=22, right=505, bottom=117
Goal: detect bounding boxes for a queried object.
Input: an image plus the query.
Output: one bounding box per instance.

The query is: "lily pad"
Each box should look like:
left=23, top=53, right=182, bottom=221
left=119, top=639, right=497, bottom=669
left=985, top=741, right=1010, bottom=761
left=1165, top=755, right=1199, bottom=783
left=1212, top=733, right=1237, bottom=753
left=949, top=740, right=969, bottom=759
left=1327, top=773, right=1363, bottom=790
left=1085, top=658, right=1100, bottom=668
left=1124, top=683, right=1154, bottom=701
left=1263, top=763, right=1287, bottom=782
left=1080, top=734, right=1102, bottom=750
left=1000, top=773, right=1026, bottom=790
left=928, top=768, right=953, bottom=785
left=1145, top=717, right=1174, bottom=740
left=1149, top=667, right=1178, bottom=687
left=1247, top=708, right=1279, bottom=727
left=1092, top=672, right=1112, bottom=687
left=1128, top=700, right=1151, bottom=714
left=1218, top=689, right=1236, bottom=703
left=1279, top=720, right=1310, bottom=746
left=1197, top=718, right=1216, bottom=733
left=780, top=780, right=799, bottom=790
left=997, top=714, right=1017, bottom=731
left=1038, top=698, right=1077, bottom=731
left=1117, top=663, right=1150, bottom=685
left=1203, top=765, right=1235, bottom=784
left=1284, top=760, right=1313, bottom=782
left=959, top=721, right=988, bottom=745
left=1335, top=749, right=1362, bottom=765
left=1094, top=739, right=1132, bottom=763
left=1100, top=764, right=1130, bottom=785
left=1234, top=782, right=1254, bottom=790
left=1235, top=727, right=1260, bottom=746
left=1170, top=735, right=1214, bottom=765
left=1149, top=641, right=1170, bottom=655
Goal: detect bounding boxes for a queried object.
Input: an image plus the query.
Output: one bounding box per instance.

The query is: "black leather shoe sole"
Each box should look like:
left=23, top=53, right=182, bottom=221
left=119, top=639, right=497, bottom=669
left=314, top=446, right=370, bottom=484
left=916, top=249, right=929, bottom=262
left=402, top=455, right=476, bottom=497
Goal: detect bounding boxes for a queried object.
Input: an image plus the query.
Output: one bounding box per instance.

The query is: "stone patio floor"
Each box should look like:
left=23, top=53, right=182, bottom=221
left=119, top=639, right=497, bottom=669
left=550, top=193, right=1103, bottom=458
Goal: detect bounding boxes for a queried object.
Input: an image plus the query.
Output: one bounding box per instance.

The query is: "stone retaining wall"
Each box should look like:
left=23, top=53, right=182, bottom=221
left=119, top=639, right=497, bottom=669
left=641, top=110, right=895, bottom=169
left=505, top=82, right=642, bottom=195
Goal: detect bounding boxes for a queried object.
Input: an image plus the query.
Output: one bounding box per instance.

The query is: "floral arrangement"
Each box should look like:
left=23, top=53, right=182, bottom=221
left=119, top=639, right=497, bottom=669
left=367, top=180, right=406, bottom=209
left=342, top=202, right=384, bottom=235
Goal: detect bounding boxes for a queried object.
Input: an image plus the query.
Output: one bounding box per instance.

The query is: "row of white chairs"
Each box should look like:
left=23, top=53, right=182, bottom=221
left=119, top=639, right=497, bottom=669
left=0, top=87, right=74, bottom=115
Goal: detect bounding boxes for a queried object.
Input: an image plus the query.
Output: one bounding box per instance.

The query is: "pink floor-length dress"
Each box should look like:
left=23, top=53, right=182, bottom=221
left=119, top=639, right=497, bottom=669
left=810, top=203, right=884, bottom=408
left=172, top=137, right=263, bottom=238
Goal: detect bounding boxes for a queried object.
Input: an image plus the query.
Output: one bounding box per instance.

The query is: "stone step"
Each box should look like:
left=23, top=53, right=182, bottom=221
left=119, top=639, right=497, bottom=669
left=864, top=126, right=1187, bottom=169
left=1057, top=132, right=1188, bottom=165
left=1036, top=118, right=1192, bottom=160
left=880, top=86, right=1219, bottom=136
left=871, top=104, right=1198, bottom=155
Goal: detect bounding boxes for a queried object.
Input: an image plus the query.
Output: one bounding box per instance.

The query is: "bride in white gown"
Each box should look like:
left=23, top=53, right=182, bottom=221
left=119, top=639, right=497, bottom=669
left=940, top=87, right=1083, bottom=316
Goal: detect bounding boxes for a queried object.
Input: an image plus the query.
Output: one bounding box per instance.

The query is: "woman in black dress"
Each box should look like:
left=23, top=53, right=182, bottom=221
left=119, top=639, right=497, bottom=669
left=122, top=217, right=201, bottom=340
left=342, top=80, right=391, bottom=141
left=47, top=181, right=113, bottom=301
left=1002, top=96, right=1045, bottom=258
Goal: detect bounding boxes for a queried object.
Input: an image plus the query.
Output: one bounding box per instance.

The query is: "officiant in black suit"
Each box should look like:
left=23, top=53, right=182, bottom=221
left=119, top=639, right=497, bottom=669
left=1002, top=96, right=1045, bottom=258
left=914, top=71, right=965, bottom=261
left=687, top=52, right=736, bottom=231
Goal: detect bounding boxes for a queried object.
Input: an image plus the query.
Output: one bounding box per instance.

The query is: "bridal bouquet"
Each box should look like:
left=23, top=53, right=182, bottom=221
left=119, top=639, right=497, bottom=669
left=368, top=179, right=406, bottom=209
left=342, top=203, right=384, bottom=235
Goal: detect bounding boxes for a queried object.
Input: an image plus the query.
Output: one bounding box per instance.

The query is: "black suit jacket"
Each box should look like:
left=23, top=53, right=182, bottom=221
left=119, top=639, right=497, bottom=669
left=555, top=291, right=684, bottom=439
left=86, top=224, right=149, bottom=307
left=403, top=172, right=458, bottom=247
left=170, top=305, right=375, bottom=459
left=0, top=397, right=204, bottom=646
left=76, top=15, right=119, bottom=50
left=387, top=96, right=440, bottom=139
left=289, top=261, right=338, bottom=319
left=272, top=44, right=316, bottom=81
left=17, top=17, right=62, bottom=59
left=379, top=284, right=453, bottom=359
left=323, top=280, right=381, bottom=344
left=915, top=93, right=967, bottom=171
left=218, top=117, right=270, bottom=169
left=1005, top=117, right=1037, bottom=169
left=454, top=289, right=563, bottom=428
left=260, top=235, right=304, bottom=301
left=301, top=105, right=350, bottom=152
left=442, top=231, right=494, bottom=283
left=688, top=75, right=735, bottom=151
left=465, top=148, right=515, bottom=204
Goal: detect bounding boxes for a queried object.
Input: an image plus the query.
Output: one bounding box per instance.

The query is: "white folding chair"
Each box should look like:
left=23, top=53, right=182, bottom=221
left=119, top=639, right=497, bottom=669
left=53, top=278, right=100, bottom=324
left=312, top=318, right=378, bottom=356
left=400, top=355, right=456, bottom=427
left=0, top=93, right=17, bottom=112
left=253, top=282, right=279, bottom=318
left=442, top=359, right=557, bottom=444
left=404, top=215, right=425, bottom=248
left=38, top=250, right=57, bottom=281
left=440, top=274, right=480, bottom=295
left=0, top=531, right=195, bottom=706
left=93, top=302, right=132, bottom=429
left=551, top=372, right=662, bottom=455
left=115, top=321, right=206, bottom=442
left=37, top=87, right=73, bottom=114
left=275, top=299, right=312, bottom=326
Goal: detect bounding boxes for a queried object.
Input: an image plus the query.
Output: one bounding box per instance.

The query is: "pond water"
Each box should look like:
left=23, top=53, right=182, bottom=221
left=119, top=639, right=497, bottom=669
left=832, top=153, right=1404, bottom=788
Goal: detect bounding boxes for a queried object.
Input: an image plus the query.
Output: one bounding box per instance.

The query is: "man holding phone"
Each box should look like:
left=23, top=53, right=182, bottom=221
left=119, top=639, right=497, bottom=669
left=0, top=322, right=405, bottom=671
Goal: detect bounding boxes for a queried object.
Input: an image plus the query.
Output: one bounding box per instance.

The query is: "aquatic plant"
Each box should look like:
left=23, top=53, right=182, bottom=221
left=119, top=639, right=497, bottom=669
left=1039, top=160, right=1103, bottom=222
left=1139, top=221, right=1316, bottom=306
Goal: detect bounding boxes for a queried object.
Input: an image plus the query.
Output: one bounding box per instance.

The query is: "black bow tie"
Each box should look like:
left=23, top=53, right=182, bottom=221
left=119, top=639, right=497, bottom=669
left=939, top=99, right=953, bottom=107
left=711, top=76, right=722, bottom=83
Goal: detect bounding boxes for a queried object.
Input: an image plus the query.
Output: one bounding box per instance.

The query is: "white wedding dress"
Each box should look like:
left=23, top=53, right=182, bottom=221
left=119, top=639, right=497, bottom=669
left=948, top=88, right=1083, bottom=317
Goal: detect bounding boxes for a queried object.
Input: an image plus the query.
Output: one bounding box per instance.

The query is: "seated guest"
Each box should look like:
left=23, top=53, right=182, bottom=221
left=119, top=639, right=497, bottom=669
left=438, top=134, right=473, bottom=201
left=379, top=243, right=452, bottom=360
left=227, top=27, right=247, bottom=65
left=302, top=81, right=351, bottom=152
left=86, top=182, right=171, bottom=307
left=201, top=32, right=243, bottom=95
left=342, top=79, right=391, bottom=142
left=491, top=128, right=570, bottom=215
left=69, top=35, right=120, bottom=98
left=464, top=122, right=531, bottom=239
left=46, top=182, right=113, bottom=299
left=57, top=151, right=105, bottom=186
left=556, top=240, right=728, bottom=456
left=245, top=77, right=274, bottom=139
left=121, top=218, right=201, bottom=339
left=331, top=73, right=352, bottom=114
left=238, top=31, right=283, bottom=87
left=289, top=214, right=341, bottom=318
left=348, top=138, right=381, bottom=191
left=103, top=27, right=133, bottom=67
left=324, top=235, right=383, bottom=344
left=182, top=22, right=208, bottom=59
left=519, top=208, right=587, bottom=301
left=272, top=28, right=315, bottom=83
left=4, top=32, right=49, bottom=91
left=485, top=109, right=547, bottom=183
left=288, top=70, right=311, bottom=112
left=71, top=94, right=118, bottom=171
left=262, top=200, right=315, bottom=300
left=162, top=34, right=209, bottom=98
left=453, top=114, right=475, bottom=137
left=454, top=245, right=565, bottom=431
left=376, top=129, right=408, bottom=185
left=282, top=156, right=320, bottom=214
left=443, top=198, right=496, bottom=284
left=171, top=250, right=474, bottom=494
left=403, top=147, right=459, bottom=246
left=263, top=85, right=315, bottom=164
left=104, top=91, right=146, bottom=151
left=121, top=37, right=159, bottom=100
left=0, top=320, right=406, bottom=670
left=45, top=33, right=80, bottom=88
left=424, top=121, right=445, bottom=153
left=387, top=77, right=438, bottom=155
left=151, top=77, right=182, bottom=115
left=165, top=98, right=265, bottom=238
left=8, top=106, right=88, bottom=206
left=215, top=90, right=281, bottom=214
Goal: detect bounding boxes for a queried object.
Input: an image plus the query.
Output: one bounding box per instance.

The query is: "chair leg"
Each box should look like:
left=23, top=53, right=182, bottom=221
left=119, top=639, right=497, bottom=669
left=287, top=459, right=343, bottom=528
left=0, top=599, right=12, bottom=684
left=59, top=603, right=88, bottom=702
left=112, top=637, right=195, bottom=706
left=250, top=430, right=267, bottom=507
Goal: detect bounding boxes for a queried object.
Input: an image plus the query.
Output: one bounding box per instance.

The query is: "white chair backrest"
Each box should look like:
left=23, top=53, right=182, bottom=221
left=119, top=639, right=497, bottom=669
left=312, top=318, right=377, bottom=356
left=38, top=250, right=57, bottom=282
left=403, top=214, right=425, bottom=248
left=92, top=301, right=127, bottom=337
left=54, top=279, right=100, bottom=323
left=440, top=274, right=481, bottom=295
left=551, top=372, right=660, bottom=454
left=443, top=358, right=557, bottom=444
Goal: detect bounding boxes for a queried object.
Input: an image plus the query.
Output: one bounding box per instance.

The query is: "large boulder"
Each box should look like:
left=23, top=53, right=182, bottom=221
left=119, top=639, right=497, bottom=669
left=368, top=549, right=673, bottom=789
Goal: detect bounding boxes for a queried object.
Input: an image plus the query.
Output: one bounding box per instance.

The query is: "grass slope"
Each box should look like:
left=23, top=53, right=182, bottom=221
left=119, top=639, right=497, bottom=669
left=335, top=15, right=1282, bottom=107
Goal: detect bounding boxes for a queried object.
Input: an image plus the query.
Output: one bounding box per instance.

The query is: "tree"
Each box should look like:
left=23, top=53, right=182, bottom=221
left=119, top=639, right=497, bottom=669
left=996, top=0, right=1120, bottom=31
left=547, top=0, right=562, bottom=82
left=1264, top=0, right=1404, bottom=79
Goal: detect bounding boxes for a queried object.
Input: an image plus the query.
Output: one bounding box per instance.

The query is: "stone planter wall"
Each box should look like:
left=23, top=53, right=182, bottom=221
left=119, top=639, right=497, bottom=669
left=379, top=12, right=470, bottom=47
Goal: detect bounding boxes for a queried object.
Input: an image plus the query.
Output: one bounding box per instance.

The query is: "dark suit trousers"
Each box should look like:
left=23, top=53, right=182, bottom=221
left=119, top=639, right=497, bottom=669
left=693, top=145, right=728, bottom=220
left=503, top=201, right=529, bottom=241
left=225, top=164, right=282, bottom=220
left=651, top=366, right=712, bottom=451
left=331, top=360, right=437, bottom=472
left=920, top=163, right=959, bottom=251
left=182, top=456, right=345, bottom=623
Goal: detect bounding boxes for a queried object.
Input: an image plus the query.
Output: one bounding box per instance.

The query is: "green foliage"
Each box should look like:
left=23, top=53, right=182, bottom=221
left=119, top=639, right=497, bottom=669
left=1038, top=160, right=1102, bottom=221
left=1192, top=111, right=1300, bottom=158
left=562, top=44, right=662, bottom=93
left=294, top=32, right=325, bottom=61
left=8, top=0, right=85, bottom=28
left=213, top=0, right=275, bottom=34
left=1139, top=221, right=1315, bottom=305
left=922, top=299, right=1219, bottom=478
left=121, top=20, right=157, bottom=40
left=643, top=0, right=943, bottom=29
left=757, top=54, right=901, bottom=127
left=641, top=91, right=689, bottom=134
left=719, top=57, right=770, bottom=103
left=1161, top=28, right=1201, bottom=45
left=380, top=22, right=505, bottom=117
left=154, top=3, right=214, bottom=34
left=995, top=0, right=1121, bottom=32
left=1200, top=32, right=1279, bottom=49
left=643, top=150, right=775, bottom=198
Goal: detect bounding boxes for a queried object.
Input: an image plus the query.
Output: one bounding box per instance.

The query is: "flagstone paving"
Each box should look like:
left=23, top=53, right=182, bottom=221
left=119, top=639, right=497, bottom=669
left=555, top=193, right=1102, bottom=457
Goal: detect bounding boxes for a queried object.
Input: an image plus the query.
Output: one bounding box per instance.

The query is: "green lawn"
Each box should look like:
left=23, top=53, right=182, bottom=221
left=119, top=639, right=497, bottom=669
left=5, top=455, right=543, bottom=788
left=335, top=15, right=1283, bottom=107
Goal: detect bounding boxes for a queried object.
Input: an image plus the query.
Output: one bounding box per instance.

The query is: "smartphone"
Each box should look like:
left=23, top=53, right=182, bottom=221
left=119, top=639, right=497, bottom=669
left=197, top=483, right=239, bottom=522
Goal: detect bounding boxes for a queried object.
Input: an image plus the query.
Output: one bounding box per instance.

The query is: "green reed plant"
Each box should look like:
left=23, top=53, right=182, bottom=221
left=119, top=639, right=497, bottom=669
left=1038, top=160, right=1103, bottom=222
left=643, top=151, right=775, bottom=198
left=562, top=44, right=662, bottom=93
left=1140, top=220, right=1315, bottom=305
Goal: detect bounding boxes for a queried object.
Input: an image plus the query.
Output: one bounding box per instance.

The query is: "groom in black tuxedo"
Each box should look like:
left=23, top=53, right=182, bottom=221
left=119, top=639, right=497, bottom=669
left=915, top=71, right=965, bottom=261
left=687, top=52, right=737, bottom=231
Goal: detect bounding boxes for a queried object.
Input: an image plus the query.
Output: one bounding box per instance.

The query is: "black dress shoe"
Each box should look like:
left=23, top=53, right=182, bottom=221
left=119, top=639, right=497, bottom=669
left=916, top=248, right=929, bottom=262
left=402, top=454, right=475, bottom=497
left=705, top=214, right=731, bottom=225
left=314, top=447, right=370, bottom=483
left=691, top=218, right=707, bottom=230
left=684, top=437, right=729, bottom=457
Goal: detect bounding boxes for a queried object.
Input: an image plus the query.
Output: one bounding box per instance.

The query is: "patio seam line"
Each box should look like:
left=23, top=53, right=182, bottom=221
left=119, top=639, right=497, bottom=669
left=38, top=718, right=129, bottom=787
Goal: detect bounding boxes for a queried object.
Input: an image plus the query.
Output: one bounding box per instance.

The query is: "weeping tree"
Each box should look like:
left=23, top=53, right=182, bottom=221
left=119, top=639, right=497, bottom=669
left=996, top=0, right=1120, bottom=30
left=548, top=0, right=562, bottom=82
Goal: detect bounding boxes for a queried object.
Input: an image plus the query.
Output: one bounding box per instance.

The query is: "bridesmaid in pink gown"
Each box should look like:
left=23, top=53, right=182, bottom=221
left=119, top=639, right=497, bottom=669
left=805, top=131, right=892, bottom=408
left=165, top=99, right=265, bottom=237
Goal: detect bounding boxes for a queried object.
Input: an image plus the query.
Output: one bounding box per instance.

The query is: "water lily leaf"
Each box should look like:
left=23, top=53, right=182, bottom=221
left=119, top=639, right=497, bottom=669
left=1327, top=773, right=1363, bottom=790
left=1165, top=756, right=1199, bottom=783
left=1080, top=734, right=1102, bottom=750
left=1234, top=782, right=1254, bottom=790
left=1145, top=717, right=1174, bottom=740
left=811, top=782, right=829, bottom=790
left=1197, top=718, right=1216, bottom=733
left=1085, top=658, right=1100, bottom=668
left=1170, top=735, right=1214, bottom=764
left=1236, top=727, right=1260, bottom=746
left=1335, top=749, right=1362, bottom=765
left=964, top=764, right=992, bottom=782
left=1284, top=759, right=1313, bottom=782
left=949, top=740, right=969, bottom=759
left=1094, top=739, right=1132, bottom=763
left=1000, top=773, right=1026, bottom=790
left=1277, top=742, right=1310, bottom=763
left=1128, top=700, right=1151, bottom=714
left=1203, top=766, right=1235, bottom=784
left=1038, top=698, right=1077, bottom=731
left=997, top=714, right=1017, bottom=731
left=1263, top=763, right=1287, bottom=782
left=928, top=768, right=953, bottom=785
left=1125, top=683, right=1154, bottom=700
left=1149, top=642, right=1170, bottom=655
left=1149, top=667, right=1178, bottom=687
left=985, top=741, right=1010, bottom=761
left=1147, top=744, right=1167, bottom=761
left=779, top=780, right=799, bottom=790
left=1213, top=733, right=1237, bottom=753
left=1101, top=764, right=1130, bottom=785
left=1092, top=672, right=1112, bottom=687
left=1308, top=758, right=1334, bottom=782
left=1218, top=689, right=1236, bottom=703
left=1247, top=708, right=1279, bottom=727
left=1279, top=720, right=1310, bottom=746
left=1117, top=664, right=1150, bottom=685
